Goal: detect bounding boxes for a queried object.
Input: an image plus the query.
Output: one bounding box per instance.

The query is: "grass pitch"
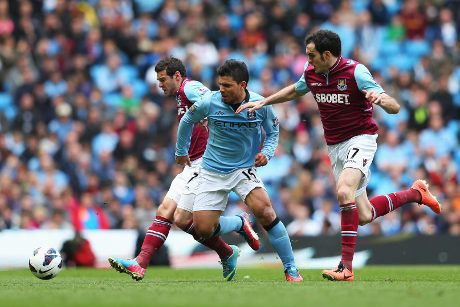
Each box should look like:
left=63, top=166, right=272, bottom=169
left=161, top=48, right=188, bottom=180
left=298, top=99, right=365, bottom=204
left=1, top=266, right=459, bottom=307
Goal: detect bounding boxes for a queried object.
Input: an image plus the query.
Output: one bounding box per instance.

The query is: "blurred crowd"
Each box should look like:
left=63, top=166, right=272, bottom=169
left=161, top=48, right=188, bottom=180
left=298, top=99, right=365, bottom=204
left=0, top=0, right=459, bottom=238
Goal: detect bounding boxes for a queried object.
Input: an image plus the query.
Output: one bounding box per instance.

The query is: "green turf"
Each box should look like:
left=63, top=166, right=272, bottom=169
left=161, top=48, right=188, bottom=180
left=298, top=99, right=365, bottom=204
left=1, top=266, right=459, bottom=307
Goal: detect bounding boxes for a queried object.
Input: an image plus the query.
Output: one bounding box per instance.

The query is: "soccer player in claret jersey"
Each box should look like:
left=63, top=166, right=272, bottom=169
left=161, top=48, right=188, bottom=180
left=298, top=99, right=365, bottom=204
left=236, top=30, right=441, bottom=281
left=108, top=57, right=259, bottom=281
left=175, top=60, right=302, bottom=281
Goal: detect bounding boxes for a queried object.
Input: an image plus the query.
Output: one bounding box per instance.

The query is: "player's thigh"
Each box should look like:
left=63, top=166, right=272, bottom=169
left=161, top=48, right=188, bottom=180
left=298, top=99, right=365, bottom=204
left=165, top=163, right=200, bottom=207
left=245, top=187, right=276, bottom=226
left=355, top=190, right=373, bottom=225
left=336, top=168, right=363, bottom=204
left=167, top=163, right=201, bottom=220
left=334, top=134, right=377, bottom=203
left=233, top=167, right=265, bottom=202
left=192, top=186, right=230, bottom=236
left=233, top=167, right=274, bottom=224
left=341, top=134, right=377, bottom=198
left=193, top=209, right=222, bottom=237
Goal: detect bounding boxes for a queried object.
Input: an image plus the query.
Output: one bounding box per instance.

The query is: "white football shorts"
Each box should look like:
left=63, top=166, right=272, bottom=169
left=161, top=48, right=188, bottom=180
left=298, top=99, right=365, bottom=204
left=328, top=134, right=378, bottom=197
left=178, top=166, right=265, bottom=212
left=164, top=158, right=202, bottom=205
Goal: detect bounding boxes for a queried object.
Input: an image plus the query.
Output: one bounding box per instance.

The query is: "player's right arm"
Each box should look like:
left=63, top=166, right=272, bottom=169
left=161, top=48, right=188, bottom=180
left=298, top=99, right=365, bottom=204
left=184, top=81, right=210, bottom=127
left=236, top=84, right=303, bottom=114
left=175, top=92, right=211, bottom=166
left=236, top=62, right=310, bottom=114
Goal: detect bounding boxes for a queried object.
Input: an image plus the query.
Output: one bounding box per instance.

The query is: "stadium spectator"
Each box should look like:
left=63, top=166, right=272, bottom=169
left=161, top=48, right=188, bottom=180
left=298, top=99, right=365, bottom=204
left=0, top=0, right=458, bottom=253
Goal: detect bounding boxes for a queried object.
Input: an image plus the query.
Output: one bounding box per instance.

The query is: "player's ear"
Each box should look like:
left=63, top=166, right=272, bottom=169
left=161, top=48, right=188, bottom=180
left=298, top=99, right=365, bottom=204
left=240, top=81, right=247, bottom=89
left=174, top=71, right=182, bottom=81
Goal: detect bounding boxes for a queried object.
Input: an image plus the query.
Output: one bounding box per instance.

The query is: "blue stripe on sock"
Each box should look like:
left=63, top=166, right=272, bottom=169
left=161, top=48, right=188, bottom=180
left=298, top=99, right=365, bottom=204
left=146, top=233, right=166, bottom=241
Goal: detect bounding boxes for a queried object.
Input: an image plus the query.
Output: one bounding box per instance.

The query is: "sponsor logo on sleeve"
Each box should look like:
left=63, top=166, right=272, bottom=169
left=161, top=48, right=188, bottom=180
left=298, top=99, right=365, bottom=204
left=188, top=105, right=196, bottom=114
left=198, top=87, right=209, bottom=95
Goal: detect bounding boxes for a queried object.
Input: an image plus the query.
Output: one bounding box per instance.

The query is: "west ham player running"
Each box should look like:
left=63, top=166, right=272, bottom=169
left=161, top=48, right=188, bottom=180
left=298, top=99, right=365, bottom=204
left=237, top=30, right=441, bottom=281
left=109, top=57, right=259, bottom=281
left=175, top=60, right=302, bottom=281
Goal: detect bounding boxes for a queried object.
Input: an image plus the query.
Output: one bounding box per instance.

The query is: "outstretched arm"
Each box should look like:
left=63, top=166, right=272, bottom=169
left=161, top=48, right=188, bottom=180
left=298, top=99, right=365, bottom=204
left=236, top=84, right=304, bottom=114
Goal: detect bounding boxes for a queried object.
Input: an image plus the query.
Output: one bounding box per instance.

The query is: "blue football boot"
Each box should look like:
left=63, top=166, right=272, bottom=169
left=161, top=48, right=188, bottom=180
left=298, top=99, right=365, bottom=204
left=220, top=245, right=239, bottom=281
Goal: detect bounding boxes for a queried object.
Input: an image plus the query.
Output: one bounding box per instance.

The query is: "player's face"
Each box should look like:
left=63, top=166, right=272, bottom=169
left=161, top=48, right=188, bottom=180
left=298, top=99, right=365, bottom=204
left=218, top=75, right=246, bottom=105
left=157, top=70, right=181, bottom=96
left=306, top=43, right=329, bottom=74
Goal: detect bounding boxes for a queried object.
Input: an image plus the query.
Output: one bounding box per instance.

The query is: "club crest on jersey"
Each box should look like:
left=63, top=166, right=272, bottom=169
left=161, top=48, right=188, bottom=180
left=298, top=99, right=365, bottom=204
left=273, top=117, right=279, bottom=128
left=247, top=111, right=256, bottom=120
left=176, top=96, right=182, bottom=107
left=337, top=79, right=347, bottom=91
left=197, top=87, right=209, bottom=95
left=363, top=159, right=368, bottom=167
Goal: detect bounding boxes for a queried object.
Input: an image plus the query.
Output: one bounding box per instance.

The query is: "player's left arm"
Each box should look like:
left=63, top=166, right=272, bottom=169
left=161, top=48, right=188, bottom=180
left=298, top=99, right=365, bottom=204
left=257, top=106, right=280, bottom=167
left=355, top=64, right=400, bottom=114
left=175, top=92, right=210, bottom=166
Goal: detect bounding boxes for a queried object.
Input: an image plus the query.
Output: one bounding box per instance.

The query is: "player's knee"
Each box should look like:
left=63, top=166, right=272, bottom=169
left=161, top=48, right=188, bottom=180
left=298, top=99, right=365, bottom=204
left=359, top=209, right=373, bottom=226
left=157, top=200, right=177, bottom=220
left=194, top=223, right=215, bottom=239
left=174, top=212, right=191, bottom=231
left=336, top=187, right=354, bottom=204
left=156, top=205, right=170, bottom=220
left=252, top=202, right=276, bottom=225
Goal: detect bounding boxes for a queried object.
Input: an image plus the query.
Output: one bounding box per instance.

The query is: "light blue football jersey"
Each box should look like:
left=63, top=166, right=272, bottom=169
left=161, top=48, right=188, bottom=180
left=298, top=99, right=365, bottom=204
left=176, top=90, right=280, bottom=173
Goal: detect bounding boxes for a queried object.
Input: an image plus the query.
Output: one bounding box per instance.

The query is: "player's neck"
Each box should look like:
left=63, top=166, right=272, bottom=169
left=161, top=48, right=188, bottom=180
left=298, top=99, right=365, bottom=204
left=327, top=56, right=339, bottom=70
left=229, top=89, right=247, bottom=105
left=318, top=56, right=339, bottom=75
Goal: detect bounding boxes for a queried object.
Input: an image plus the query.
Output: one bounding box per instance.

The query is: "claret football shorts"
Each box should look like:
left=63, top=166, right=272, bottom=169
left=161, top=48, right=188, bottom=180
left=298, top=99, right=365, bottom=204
left=178, top=166, right=265, bottom=212
left=328, top=134, right=378, bottom=197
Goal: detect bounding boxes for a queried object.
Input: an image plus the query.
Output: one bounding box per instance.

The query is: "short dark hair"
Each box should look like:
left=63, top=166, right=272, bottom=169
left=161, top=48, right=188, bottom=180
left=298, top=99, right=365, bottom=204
left=305, top=30, right=341, bottom=57
left=217, top=59, right=249, bottom=84
left=154, top=56, right=186, bottom=78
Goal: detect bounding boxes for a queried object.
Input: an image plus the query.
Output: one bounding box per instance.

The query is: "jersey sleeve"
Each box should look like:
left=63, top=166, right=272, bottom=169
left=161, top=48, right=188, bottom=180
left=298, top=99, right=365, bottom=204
left=260, top=106, right=280, bottom=160
left=183, top=81, right=210, bottom=104
left=175, top=92, right=211, bottom=157
left=354, top=64, right=384, bottom=94
left=294, top=61, right=311, bottom=94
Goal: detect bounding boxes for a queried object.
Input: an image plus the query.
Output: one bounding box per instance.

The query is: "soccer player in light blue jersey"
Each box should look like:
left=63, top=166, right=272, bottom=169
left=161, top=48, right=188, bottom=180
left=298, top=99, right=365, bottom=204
left=175, top=60, right=302, bottom=281
left=108, top=57, right=259, bottom=282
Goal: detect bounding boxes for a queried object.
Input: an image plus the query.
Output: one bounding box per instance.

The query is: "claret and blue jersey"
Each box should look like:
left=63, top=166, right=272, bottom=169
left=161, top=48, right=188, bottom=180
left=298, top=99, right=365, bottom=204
left=295, top=57, right=385, bottom=145
left=176, top=78, right=210, bottom=161
left=176, top=90, right=279, bottom=174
